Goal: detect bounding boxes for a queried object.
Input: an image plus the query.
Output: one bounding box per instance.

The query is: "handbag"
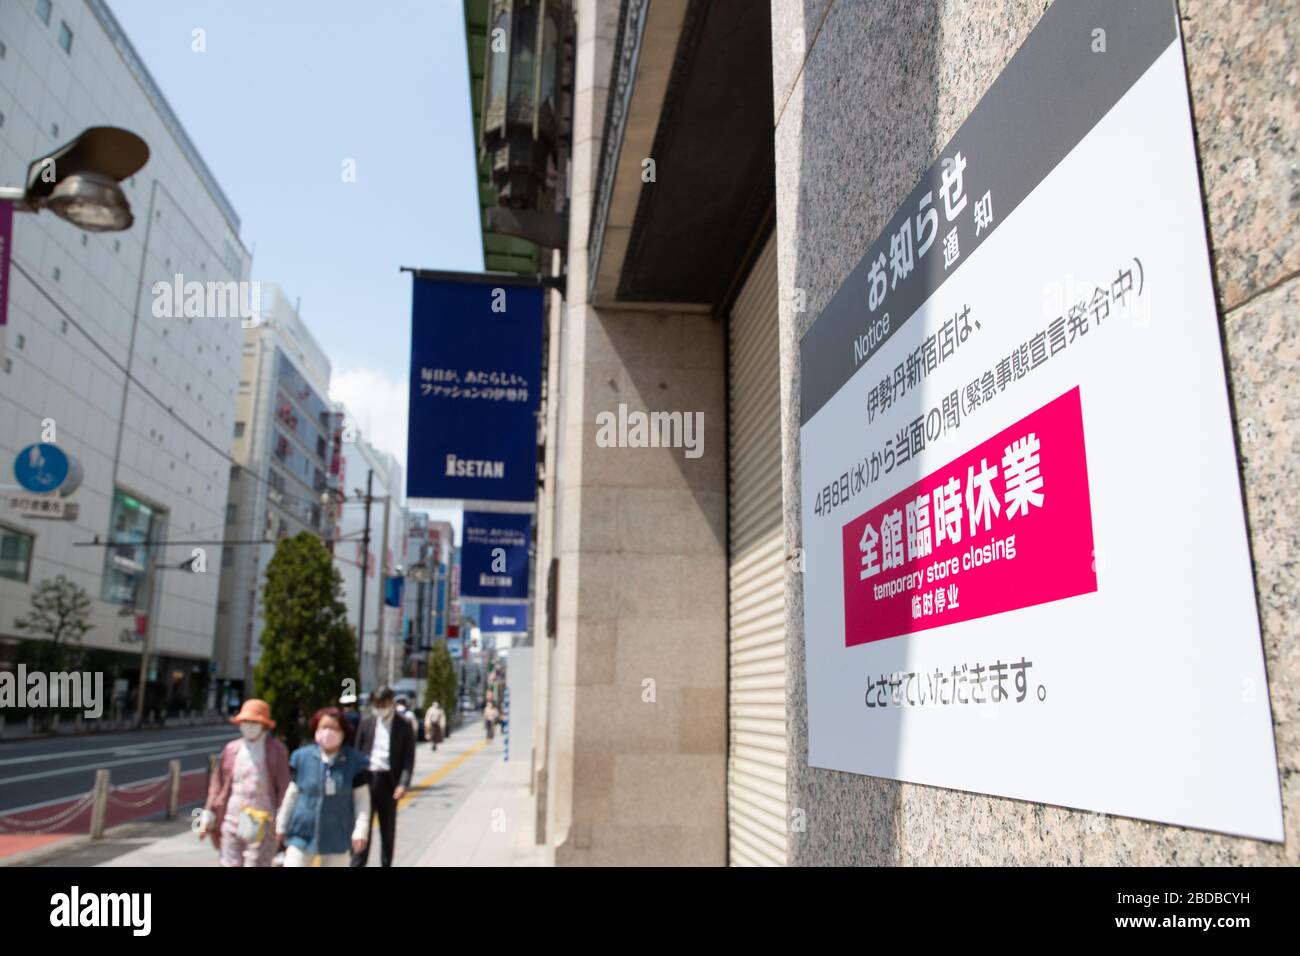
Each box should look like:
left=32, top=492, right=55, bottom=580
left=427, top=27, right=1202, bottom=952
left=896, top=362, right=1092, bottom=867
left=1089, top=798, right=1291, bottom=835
left=237, top=806, right=273, bottom=847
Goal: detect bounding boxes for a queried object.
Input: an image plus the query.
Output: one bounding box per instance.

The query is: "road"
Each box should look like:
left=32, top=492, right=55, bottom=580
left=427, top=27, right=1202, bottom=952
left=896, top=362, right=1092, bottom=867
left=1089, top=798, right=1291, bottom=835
left=0, top=725, right=232, bottom=815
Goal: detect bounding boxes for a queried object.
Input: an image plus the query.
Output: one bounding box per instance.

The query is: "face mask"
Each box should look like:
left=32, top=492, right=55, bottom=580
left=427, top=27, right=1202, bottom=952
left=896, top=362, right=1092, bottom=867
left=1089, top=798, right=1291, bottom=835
left=316, top=727, right=343, bottom=751
left=239, top=722, right=263, bottom=741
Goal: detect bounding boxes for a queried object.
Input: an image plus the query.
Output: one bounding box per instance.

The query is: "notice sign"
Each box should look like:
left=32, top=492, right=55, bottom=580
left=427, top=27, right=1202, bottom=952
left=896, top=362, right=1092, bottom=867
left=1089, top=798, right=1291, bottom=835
left=798, top=0, right=1281, bottom=840
left=845, top=388, right=1097, bottom=645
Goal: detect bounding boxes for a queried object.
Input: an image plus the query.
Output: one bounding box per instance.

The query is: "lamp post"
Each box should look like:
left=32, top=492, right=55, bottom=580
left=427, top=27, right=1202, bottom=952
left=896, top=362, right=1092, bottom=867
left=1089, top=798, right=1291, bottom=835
left=0, top=127, right=148, bottom=232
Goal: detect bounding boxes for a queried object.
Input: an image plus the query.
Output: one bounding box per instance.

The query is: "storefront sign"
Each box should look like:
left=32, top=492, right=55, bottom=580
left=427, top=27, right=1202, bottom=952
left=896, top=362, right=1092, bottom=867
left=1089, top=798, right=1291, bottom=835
left=479, top=603, right=528, bottom=634
left=798, top=0, right=1280, bottom=840
left=460, top=511, right=530, bottom=602
left=405, top=277, right=544, bottom=503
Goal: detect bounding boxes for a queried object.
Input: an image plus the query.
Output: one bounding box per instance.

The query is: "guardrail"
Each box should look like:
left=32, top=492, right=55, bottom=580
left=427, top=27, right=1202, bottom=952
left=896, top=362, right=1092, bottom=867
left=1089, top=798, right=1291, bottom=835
left=0, top=759, right=188, bottom=840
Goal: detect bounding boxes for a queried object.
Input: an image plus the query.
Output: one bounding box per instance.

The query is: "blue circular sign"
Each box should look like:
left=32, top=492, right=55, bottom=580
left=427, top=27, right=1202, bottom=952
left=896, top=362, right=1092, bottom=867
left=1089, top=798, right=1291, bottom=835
left=14, top=443, right=70, bottom=493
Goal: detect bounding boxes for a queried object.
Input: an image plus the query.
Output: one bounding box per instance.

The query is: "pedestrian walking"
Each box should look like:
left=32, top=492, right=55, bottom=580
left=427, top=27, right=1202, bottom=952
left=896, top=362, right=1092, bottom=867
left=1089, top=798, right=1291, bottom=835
left=339, top=691, right=361, bottom=734
left=350, top=686, right=416, bottom=867
left=483, top=701, right=500, bottom=740
left=197, top=699, right=289, bottom=868
left=276, top=707, right=371, bottom=867
left=395, top=696, right=420, bottom=738
left=423, top=699, right=446, bottom=751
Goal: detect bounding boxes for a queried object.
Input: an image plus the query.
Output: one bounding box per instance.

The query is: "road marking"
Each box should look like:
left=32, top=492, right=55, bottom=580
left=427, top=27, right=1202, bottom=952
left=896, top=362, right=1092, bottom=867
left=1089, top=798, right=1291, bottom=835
left=397, top=740, right=489, bottom=812
left=0, top=731, right=231, bottom=767
left=0, top=745, right=223, bottom=786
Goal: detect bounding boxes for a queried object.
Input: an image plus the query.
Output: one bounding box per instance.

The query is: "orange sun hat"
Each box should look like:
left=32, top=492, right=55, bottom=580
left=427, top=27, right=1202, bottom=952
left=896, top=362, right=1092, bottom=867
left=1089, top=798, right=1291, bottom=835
left=230, top=698, right=275, bottom=729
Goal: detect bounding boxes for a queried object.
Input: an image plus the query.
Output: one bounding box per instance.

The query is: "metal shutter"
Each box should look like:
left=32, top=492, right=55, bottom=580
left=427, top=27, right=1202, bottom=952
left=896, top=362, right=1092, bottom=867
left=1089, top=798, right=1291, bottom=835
left=727, top=234, right=787, bottom=866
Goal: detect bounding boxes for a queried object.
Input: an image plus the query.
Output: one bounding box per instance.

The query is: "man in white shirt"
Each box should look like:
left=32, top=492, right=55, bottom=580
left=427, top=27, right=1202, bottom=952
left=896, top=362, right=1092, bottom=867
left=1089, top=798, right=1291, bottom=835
left=349, top=686, right=416, bottom=867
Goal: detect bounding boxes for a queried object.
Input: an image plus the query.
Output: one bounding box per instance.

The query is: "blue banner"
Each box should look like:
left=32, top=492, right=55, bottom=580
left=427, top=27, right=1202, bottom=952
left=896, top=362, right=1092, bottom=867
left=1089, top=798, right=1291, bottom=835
left=406, top=277, right=544, bottom=502
left=384, top=575, right=404, bottom=608
left=480, top=603, right=528, bottom=633
left=460, top=510, right=531, bottom=601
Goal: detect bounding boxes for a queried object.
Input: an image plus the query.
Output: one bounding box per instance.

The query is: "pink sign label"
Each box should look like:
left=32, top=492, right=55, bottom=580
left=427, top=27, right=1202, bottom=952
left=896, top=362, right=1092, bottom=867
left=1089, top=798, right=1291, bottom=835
left=841, top=387, right=1097, bottom=646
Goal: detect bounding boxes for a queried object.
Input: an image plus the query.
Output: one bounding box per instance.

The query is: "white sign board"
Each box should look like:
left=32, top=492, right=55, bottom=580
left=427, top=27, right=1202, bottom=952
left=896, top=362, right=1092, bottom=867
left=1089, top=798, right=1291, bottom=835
left=798, top=0, right=1281, bottom=840
left=6, top=493, right=68, bottom=519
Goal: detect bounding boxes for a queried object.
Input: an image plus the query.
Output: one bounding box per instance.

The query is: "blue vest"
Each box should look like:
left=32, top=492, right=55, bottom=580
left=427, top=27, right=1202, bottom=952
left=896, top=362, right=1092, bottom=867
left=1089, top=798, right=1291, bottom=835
left=285, top=744, right=368, bottom=855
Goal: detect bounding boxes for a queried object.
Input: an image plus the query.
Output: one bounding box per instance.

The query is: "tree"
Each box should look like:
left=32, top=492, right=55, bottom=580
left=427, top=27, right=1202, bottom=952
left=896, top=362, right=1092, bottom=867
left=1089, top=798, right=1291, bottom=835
left=253, top=532, right=356, bottom=749
left=15, top=575, right=92, bottom=671
left=425, top=639, right=458, bottom=730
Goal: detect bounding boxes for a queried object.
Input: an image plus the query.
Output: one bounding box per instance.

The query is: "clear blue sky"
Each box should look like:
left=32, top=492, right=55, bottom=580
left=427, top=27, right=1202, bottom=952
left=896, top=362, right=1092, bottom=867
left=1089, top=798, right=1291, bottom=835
left=106, top=0, right=484, bottom=404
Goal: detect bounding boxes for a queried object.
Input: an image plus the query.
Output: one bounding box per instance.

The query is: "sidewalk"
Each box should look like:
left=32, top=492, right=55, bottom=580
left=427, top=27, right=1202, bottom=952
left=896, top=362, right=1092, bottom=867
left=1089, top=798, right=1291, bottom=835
left=415, top=746, right=552, bottom=867
left=12, top=725, right=523, bottom=867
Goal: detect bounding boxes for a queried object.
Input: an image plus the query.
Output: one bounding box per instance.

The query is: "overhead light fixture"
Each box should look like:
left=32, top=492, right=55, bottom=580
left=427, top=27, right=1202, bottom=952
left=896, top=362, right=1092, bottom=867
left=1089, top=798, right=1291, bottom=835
left=44, top=171, right=134, bottom=232
left=0, top=126, right=149, bottom=233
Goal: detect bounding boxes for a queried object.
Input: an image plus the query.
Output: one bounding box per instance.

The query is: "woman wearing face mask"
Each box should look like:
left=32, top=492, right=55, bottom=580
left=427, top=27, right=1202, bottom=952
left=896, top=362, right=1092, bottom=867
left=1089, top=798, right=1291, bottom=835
left=276, top=707, right=371, bottom=867
left=197, top=698, right=290, bottom=867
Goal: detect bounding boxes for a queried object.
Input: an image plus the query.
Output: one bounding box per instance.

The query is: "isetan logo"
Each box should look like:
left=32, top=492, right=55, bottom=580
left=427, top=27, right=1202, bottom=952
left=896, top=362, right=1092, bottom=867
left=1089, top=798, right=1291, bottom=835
left=595, top=403, right=704, bottom=459
left=444, top=455, right=505, bottom=478
left=49, top=886, right=151, bottom=936
left=0, top=666, right=103, bottom=719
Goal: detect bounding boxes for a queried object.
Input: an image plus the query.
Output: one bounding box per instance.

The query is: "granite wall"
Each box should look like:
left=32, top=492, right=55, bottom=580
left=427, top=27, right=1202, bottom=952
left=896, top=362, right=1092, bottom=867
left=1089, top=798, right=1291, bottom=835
left=544, top=0, right=730, bottom=866
left=772, top=0, right=1298, bottom=864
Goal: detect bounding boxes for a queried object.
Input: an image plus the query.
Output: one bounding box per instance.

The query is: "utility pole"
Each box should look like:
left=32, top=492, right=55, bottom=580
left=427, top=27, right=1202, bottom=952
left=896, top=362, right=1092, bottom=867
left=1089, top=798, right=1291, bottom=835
left=357, top=469, right=373, bottom=683
left=379, top=491, right=393, bottom=686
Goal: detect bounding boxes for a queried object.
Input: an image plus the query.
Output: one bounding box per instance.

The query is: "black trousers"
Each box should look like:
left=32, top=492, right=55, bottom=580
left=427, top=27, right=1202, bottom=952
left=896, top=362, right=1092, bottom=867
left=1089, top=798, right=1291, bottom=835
left=351, top=770, right=397, bottom=867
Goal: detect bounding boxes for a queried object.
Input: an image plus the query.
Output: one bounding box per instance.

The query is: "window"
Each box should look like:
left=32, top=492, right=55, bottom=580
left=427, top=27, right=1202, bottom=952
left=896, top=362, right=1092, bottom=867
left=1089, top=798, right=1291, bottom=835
left=36, top=0, right=51, bottom=27
left=57, top=21, right=72, bottom=54
left=233, top=421, right=245, bottom=438
left=0, top=526, right=34, bottom=582
left=226, top=504, right=237, bottom=523
left=101, top=490, right=162, bottom=606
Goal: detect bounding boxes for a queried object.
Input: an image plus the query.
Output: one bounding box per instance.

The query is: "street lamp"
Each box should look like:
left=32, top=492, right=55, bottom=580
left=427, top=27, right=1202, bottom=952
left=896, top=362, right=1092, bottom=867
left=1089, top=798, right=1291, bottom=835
left=0, top=127, right=148, bottom=232
left=479, top=0, right=570, bottom=248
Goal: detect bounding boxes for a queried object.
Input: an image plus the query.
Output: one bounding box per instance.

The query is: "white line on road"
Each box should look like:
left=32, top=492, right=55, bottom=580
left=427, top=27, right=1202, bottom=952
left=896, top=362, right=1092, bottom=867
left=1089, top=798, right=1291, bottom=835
left=0, top=731, right=231, bottom=768
left=0, top=744, right=227, bottom=786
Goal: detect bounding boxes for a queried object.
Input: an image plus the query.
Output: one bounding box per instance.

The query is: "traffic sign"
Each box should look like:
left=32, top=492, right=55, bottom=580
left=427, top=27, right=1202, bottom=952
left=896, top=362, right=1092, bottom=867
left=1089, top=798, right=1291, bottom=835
left=13, top=443, right=69, bottom=493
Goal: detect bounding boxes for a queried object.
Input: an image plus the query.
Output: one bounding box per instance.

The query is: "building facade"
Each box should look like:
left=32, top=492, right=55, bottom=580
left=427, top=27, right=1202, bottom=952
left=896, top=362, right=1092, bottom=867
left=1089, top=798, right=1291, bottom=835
left=400, top=512, right=457, bottom=681
left=0, top=0, right=250, bottom=717
left=465, top=0, right=1297, bottom=865
left=332, top=428, right=404, bottom=692
left=211, top=284, right=339, bottom=708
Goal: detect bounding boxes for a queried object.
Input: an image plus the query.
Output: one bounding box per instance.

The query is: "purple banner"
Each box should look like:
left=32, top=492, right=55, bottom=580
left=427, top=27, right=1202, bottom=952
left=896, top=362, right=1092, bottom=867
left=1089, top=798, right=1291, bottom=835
left=0, top=201, right=12, bottom=336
